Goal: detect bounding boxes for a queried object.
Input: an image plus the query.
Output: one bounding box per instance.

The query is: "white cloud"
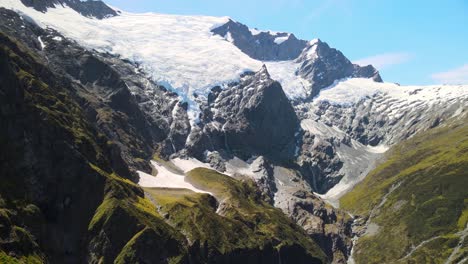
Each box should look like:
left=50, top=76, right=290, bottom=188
left=353, top=52, right=412, bottom=70
left=431, top=64, right=468, bottom=84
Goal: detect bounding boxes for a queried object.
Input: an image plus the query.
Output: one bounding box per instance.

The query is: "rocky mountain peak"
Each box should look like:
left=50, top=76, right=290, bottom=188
left=296, top=38, right=382, bottom=98
left=186, top=66, right=300, bottom=161
left=212, top=18, right=382, bottom=99
left=20, top=0, right=118, bottom=19
left=211, top=19, right=308, bottom=61
left=258, top=64, right=271, bottom=79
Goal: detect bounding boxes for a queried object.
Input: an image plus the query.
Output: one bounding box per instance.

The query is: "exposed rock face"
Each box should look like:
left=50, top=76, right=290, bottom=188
left=311, top=93, right=468, bottom=146
left=0, top=7, right=188, bottom=174
left=296, top=39, right=382, bottom=98
left=0, top=23, right=129, bottom=263
left=270, top=165, right=353, bottom=264
left=45, top=44, right=169, bottom=174
left=20, top=0, right=118, bottom=19
left=0, top=9, right=185, bottom=263
left=296, top=131, right=344, bottom=194
left=212, top=19, right=308, bottom=61
left=282, top=192, right=353, bottom=264
left=188, top=66, right=300, bottom=161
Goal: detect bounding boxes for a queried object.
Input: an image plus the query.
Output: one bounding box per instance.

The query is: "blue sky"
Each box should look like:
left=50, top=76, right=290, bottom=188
left=106, top=0, right=468, bottom=85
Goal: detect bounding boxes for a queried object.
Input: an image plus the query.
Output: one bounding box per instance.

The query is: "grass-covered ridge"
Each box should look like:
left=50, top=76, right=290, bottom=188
left=145, top=167, right=328, bottom=263
left=0, top=31, right=109, bottom=263
left=340, top=115, right=468, bottom=263
left=87, top=164, right=189, bottom=264
left=0, top=30, right=186, bottom=263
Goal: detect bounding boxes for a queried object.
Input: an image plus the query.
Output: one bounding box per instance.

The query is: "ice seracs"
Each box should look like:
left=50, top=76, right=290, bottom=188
left=314, top=78, right=468, bottom=106
left=0, top=0, right=324, bottom=123
left=264, top=61, right=311, bottom=99
left=1, top=0, right=381, bottom=127
left=1, top=0, right=261, bottom=122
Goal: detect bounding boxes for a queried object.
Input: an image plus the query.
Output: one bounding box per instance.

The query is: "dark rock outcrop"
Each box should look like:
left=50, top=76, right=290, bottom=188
left=271, top=166, right=353, bottom=263
left=286, top=192, right=353, bottom=264
left=0, top=9, right=186, bottom=263
left=296, top=39, right=382, bottom=98
left=297, top=132, right=344, bottom=194
left=212, top=19, right=308, bottom=61
left=20, top=0, right=118, bottom=19
left=0, top=26, right=129, bottom=263
left=188, top=66, right=300, bottom=161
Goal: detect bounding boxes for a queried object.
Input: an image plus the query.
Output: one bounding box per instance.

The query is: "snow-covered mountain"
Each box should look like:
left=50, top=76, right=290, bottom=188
left=5, top=0, right=467, bottom=223
left=1, top=1, right=467, bottom=263
left=5, top=0, right=467, bottom=198
left=299, top=78, right=468, bottom=202
left=0, top=0, right=380, bottom=123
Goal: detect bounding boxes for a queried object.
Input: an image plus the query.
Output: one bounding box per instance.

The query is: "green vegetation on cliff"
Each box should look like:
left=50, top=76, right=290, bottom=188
left=0, top=30, right=186, bottom=264
left=341, top=116, right=468, bottom=264
left=145, top=167, right=327, bottom=263
left=0, top=30, right=106, bottom=263
left=87, top=164, right=188, bottom=264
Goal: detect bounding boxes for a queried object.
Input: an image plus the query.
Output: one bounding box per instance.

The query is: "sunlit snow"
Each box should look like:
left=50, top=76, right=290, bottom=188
left=0, top=1, right=256, bottom=120
left=0, top=0, right=324, bottom=123
left=137, top=161, right=212, bottom=194
left=315, top=78, right=468, bottom=106
left=273, top=34, right=290, bottom=44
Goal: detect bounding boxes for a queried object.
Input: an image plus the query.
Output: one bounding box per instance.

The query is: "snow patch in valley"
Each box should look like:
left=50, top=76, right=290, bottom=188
left=366, top=144, right=389, bottom=154
left=172, top=156, right=263, bottom=179
left=224, top=156, right=261, bottom=177
left=171, top=157, right=212, bottom=173
left=137, top=161, right=211, bottom=194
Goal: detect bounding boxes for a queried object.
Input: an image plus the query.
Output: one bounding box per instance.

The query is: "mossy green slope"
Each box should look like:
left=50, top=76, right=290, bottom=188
left=341, top=116, right=468, bottom=264
left=87, top=165, right=188, bottom=264
left=0, top=30, right=104, bottom=263
left=0, top=31, right=186, bottom=263
left=145, top=168, right=328, bottom=263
